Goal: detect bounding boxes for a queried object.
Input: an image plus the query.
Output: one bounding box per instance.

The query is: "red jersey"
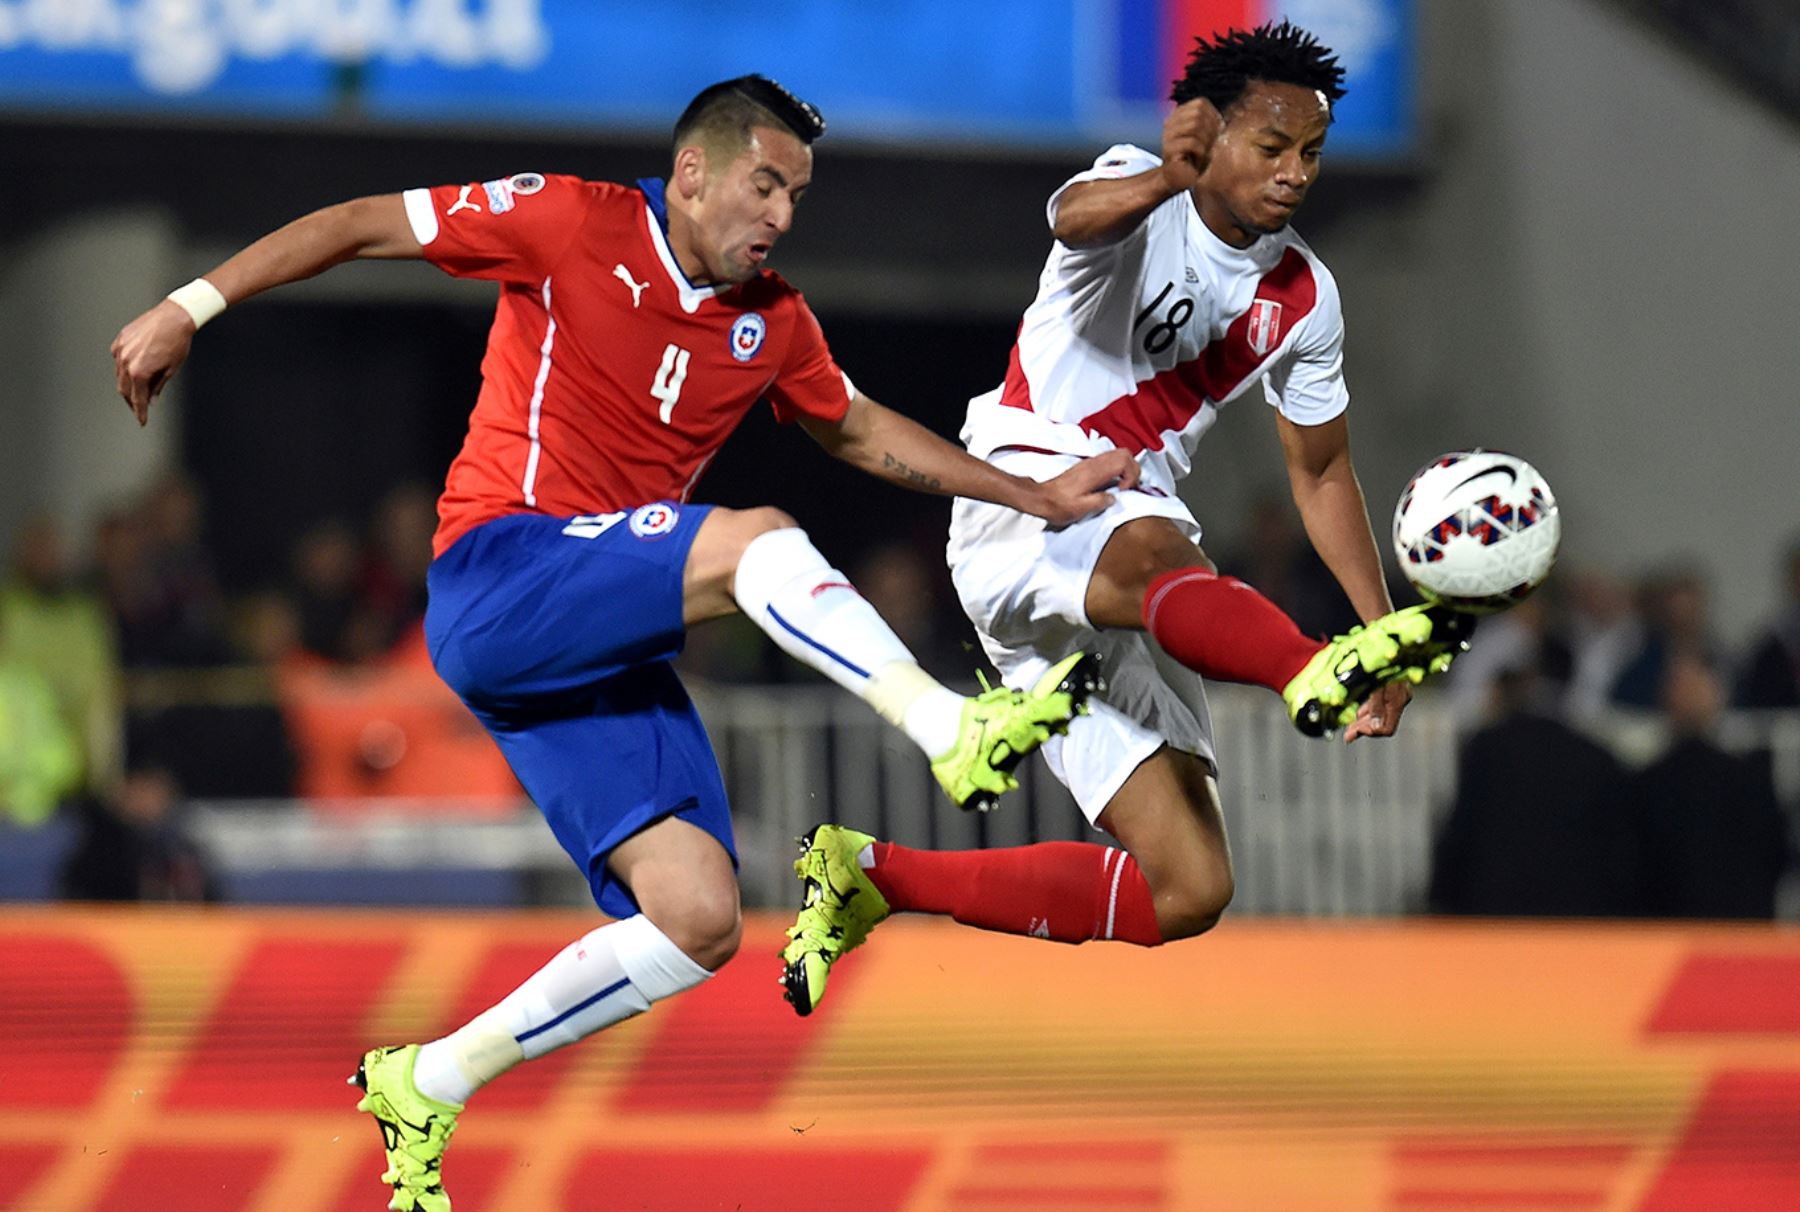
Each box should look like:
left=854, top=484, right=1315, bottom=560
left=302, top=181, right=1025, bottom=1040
left=402, top=173, right=854, bottom=556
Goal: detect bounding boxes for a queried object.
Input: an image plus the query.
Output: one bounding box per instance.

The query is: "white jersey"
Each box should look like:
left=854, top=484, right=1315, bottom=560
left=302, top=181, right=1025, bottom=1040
left=961, top=143, right=1349, bottom=498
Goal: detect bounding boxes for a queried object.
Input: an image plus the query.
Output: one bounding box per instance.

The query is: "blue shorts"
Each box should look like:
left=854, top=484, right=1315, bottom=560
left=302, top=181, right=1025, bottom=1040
left=424, top=505, right=731, bottom=918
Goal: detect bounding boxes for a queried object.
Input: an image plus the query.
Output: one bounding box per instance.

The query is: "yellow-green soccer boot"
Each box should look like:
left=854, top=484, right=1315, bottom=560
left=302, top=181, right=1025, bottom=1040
left=780, top=824, right=891, bottom=1017
left=1274, top=601, right=1468, bottom=731
left=350, top=1044, right=461, bottom=1212
left=1281, top=604, right=1474, bottom=736
left=931, top=651, right=1105, bottom=813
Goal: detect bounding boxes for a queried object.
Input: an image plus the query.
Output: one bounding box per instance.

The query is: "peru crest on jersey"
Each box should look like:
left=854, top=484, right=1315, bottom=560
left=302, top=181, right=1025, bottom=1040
left=1246, top=299, right=1284, bottom=356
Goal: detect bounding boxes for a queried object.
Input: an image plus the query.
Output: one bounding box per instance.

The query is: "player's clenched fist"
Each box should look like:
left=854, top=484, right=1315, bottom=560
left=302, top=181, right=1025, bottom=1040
left=110, top=299, right=195, bottom=427
left=1157, top=98, right=1223, bottom=195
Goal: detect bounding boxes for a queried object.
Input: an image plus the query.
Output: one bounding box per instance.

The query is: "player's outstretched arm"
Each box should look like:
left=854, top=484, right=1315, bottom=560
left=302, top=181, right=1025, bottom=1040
left=1275, top=412, right=1391, bottom=625
left=1052, top=99, right=1222, bottom=248
left=1275, top=411, right=1413, bottom=743
left=110, top=194, right=420, bottom=427
left=799, top=393, right=1138, bottom=528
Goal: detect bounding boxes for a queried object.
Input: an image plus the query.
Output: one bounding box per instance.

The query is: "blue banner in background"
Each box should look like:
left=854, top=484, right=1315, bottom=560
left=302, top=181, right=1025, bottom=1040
left=1273, top=0, right=1415, bottom=159
left=0, top=0, right=1412, bottom=158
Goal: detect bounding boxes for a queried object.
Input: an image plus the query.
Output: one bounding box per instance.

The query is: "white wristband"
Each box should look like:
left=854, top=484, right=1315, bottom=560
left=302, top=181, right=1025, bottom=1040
left=166, top=278, right=228, bottom=329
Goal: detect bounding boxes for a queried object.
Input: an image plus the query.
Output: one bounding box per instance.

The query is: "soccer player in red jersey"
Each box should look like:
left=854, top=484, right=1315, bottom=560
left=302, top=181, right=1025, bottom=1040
left=780, top=26, right=1473, bottom=1019
left=111, top=75, right=1128, bottom=1212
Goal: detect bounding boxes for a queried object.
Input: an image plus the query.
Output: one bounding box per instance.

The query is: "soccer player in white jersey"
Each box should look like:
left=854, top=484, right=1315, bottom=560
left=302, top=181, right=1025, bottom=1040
left=781, top=24, right=1471, bottom=1015
left=110, top=76, right=1131, bottom=1212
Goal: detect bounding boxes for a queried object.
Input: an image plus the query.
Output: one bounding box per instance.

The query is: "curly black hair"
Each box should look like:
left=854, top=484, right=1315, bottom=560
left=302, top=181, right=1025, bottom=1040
left=1170, top=20, right=1346, bottom=114
left=674, top=74, right=826, bottom=155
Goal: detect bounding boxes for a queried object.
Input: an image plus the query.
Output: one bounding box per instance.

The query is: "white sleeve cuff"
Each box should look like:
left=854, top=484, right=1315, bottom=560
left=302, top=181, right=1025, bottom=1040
left=1046, top=143, right=1162, bottom=229
left=402, top=188, right=440, bottom=246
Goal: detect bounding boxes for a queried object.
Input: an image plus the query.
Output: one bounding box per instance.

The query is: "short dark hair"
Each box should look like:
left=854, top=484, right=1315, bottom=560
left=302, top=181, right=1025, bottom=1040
left=1170, top=20, right=1347, bottom=115
left=673, top=74, right=826, bottom=160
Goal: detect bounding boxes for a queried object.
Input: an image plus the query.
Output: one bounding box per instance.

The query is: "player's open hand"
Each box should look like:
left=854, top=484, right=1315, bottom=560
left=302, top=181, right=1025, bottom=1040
left=1344, top=679, right=1412, bottom=744
left=1158, top=98, right=1224, bottom=195
left=110, top=299, right=197, bottom=427
left=1035, top=449, right=1140, bottom=528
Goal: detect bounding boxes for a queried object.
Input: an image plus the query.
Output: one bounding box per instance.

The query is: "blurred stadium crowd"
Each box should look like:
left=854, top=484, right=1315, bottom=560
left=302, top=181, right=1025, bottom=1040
left=1, top=473, right=1795, bottom=913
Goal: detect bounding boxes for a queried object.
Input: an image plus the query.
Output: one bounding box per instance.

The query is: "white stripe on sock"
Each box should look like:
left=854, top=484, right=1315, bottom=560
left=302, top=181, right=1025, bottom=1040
left=1104, top=854, right=1128, bottom=941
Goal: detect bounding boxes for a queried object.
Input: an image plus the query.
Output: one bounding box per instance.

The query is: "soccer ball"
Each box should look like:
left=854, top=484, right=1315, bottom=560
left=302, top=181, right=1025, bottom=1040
left=1392, top=450, right=1561, bottom=613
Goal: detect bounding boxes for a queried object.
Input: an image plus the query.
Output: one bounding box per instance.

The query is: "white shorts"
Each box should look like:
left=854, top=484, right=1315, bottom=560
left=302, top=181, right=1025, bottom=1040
left=947, top=449, right=1217, bottom=824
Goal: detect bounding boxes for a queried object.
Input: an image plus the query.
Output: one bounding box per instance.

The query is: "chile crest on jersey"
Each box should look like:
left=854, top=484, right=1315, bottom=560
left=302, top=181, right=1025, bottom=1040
left=729, top=312, right=767, bottom=362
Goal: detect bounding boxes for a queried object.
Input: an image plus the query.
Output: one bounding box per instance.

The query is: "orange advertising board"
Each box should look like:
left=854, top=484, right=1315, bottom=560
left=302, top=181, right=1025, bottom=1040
left=2, top=909, right=1797, bottom=1211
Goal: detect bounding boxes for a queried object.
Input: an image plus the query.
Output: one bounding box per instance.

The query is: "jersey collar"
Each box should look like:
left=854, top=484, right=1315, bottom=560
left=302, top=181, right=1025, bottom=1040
left=1188, top=196, right=1284, bottom=266
left=637, top=177, right=728, bottom=315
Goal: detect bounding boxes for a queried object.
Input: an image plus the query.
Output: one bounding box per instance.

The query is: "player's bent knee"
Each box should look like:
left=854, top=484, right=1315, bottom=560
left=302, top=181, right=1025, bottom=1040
left=697, top=506, right=798, bottom=569
left=1089, top=518, right=1215, bottom=627
left=688, top=506, right=803, bottom=624
left=743, top=505, right=797, bottom=536
left=652, top=896, right=742, bottom=972
left=1127, top=534, right=1214, bottom=586
left=635, top=872, right=743, bottom=971
left=691, top=913, right=743, bottom=972
left=717, top=505, right=797, bottom=552
left=1154, top=873, right=1235, bottom=941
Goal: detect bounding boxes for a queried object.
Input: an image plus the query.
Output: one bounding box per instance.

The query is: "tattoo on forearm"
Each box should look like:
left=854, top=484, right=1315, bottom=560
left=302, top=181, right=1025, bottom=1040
left=882, top=451, right=942, bottom=491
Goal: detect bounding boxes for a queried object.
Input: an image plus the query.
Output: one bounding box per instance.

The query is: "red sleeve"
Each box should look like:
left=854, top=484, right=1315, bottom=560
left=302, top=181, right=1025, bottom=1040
left=766, top=294, right=854, bottom=425
left=402, top=172, right=591, bottom=284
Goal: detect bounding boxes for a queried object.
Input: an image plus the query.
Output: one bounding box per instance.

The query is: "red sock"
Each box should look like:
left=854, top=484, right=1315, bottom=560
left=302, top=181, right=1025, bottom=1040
left=1142, top=567, right=1323, bottom=692
left=864, top=841, right=1163, bottom=946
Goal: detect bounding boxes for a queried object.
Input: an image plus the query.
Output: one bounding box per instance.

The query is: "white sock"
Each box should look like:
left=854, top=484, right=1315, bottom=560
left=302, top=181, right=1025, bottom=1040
left=411, top=915, right=709, bottom=1106
left=869, top=661, right=965, bottom=759
left=732, top=527, right=963, bottom=757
